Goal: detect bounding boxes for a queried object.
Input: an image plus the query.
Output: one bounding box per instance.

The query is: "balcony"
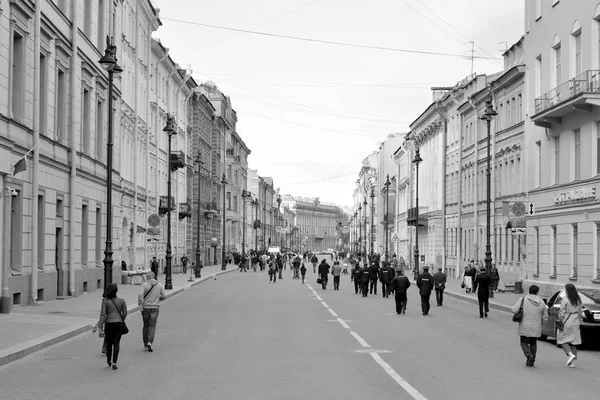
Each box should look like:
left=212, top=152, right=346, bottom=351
left=533, top=70, right=600, bottom=128
left=170, top=151, right=186, bottom=172
left=406, top=207, right=427, bottom=226
left=159, top=196, right=175, bottom=216
left=178, top=202, right=192, bottom=220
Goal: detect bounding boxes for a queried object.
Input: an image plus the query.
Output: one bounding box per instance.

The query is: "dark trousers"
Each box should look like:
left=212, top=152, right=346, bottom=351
left=321, top=273, right=328, bottom=289
left=478, top=293, right=489, bottom=316
left=381, top=282, right=389, bottom=297
left=435, top=288, right=444, bottom=306
left=361, top=282, right=369, bottom=297
left=270, top=270, right=277, bottom=282
left=301, top=273, right=306, bottom=283
left=333, top=276, right=340, bottom=290
left=369, top=279, right=378, bottom=294
left=395, top=292, right=407, bottom=314
left=421, top=294, right=431, bottom=314
left=520, top=336, right=538, bottom=360
left=354, top=280, right=360, bottom=294
left=104, top=322, right=123, bottom=364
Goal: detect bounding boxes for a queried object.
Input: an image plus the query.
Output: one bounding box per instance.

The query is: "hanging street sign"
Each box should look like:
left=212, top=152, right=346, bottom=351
left=511, top=202, right=526, bottom=217
left=527, top=202, right=535, bottom=216
left=391, top=232, right=401, bottom=242
left=148, top=214, right=160, bottom=227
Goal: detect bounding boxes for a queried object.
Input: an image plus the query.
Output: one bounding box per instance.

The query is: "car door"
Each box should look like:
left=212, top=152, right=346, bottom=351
left=543, top=291, right=560, bottom=337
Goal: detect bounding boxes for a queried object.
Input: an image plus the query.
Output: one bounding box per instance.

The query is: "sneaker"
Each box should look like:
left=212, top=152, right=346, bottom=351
left=567, top=364, right=575, bottom=368
left=147, top=343, right=153, bottom=352
left=112, top=363, right=118, bottom=370
left=526, top=355, right=535, bottom=367
left=107, top=361, right=112, bottom=367
left=566, top=354, right=576, bottom=366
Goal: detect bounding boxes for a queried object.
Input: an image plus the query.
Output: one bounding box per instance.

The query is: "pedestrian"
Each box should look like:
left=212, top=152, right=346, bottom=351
left=121, top=260, right=127, bottom=271
left=138, top=271, right=167, bottom=352
left=300, top=263, right=307, bottom=284
left=293, top=257, right=301, bottom=279
left=318, top=259, right=330, bottom=290
left=92, top=289, right=108, bottom=354
left=473, top=266, right=492, bottom=318
left=360, top=263, right=371, bottom=297
left=491, top=264, right=500, bottom=292
left=151, top=256, right=159, bottom=279
left=99, top=283, right=127, bottom=370
left=351, top=262, right=362, bottom=294
left=277, top=255, right=284, bottom=279
left=311, top=254, right=318, bottom=273
left=557, top=283, right=584, bottom=367
left=416, top=265, right=434, bottom=315
left=433, top=267, right=447, bottom=306
left=388, top=269, right=411, bottom=314
left=462, top=261, right=474, bottom=293
left=331, top=261, right=342, bottom=290
left=269, top=262, right=277, bottom=283
left=181, top=254, right=189, bottom=274
left=511, top=284, right=548, bottom=367
left=379, top=262, right=392, bottom=298
left=368, top=262, right=380, bottom=295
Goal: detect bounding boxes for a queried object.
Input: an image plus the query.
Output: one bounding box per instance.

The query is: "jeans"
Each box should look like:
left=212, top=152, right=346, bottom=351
left=142, top=308, right=159, bottom=345
left=105, top=322, right=124, bottom=364
left=320, top=273, right=328, bottom=289
left=333, top=276, right=340, bottom=290
left=435, top=288, right=444, bottom=305
left=520, top=336, right=538, bottom=360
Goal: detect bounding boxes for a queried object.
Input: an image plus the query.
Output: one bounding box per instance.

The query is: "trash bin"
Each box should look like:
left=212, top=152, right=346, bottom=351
left=514, top=280, right=523, bottom=294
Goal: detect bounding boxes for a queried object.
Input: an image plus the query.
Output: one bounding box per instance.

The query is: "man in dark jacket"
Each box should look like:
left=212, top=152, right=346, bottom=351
left=317, top=259, right=330, bottom=290
left=359, top=264, right=371, bottom=297
left=416, top=266, right=434, bottom=315
left=433, top=267, right=447, bottom=306
left=368, top=262, right=380, bottom=295
left=473, top=266, right=492, bottom=318
left=388, top=269, right=411, bottom=314
left=311, top=255, right=319, bottom=273
left=151, top=257, right=159, bottom=279
left=379, top=262, right=393, bottom=298
left=351, top=262, right=362, bottom=294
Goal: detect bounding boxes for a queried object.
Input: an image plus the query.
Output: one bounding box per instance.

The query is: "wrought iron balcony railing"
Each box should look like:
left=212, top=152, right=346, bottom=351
left=534, top=70, right=600, bottom=114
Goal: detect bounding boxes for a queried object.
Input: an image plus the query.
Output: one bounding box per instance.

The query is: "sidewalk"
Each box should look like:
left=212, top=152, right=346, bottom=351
left=443, top=277, right=524, bottom=312
left=0, top=263, right=239, bottom=367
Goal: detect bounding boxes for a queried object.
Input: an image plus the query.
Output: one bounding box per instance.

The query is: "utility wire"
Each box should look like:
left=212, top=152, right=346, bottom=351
left=161, top=16, right=501, bottom=60
left=288, top=172, right=358, bottom=185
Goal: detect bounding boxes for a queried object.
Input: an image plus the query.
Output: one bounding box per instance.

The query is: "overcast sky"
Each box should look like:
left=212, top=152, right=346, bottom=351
left=153, top=0, right=524, bottom=207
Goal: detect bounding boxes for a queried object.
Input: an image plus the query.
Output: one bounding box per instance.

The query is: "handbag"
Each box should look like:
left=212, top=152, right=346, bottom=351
left=316, top=277, right=322, bottom=284
left=110, top=299, right=129, bottom=335
left=556, top=313, right=572, bottom=331
left=512, top=296, right=525, bottom=322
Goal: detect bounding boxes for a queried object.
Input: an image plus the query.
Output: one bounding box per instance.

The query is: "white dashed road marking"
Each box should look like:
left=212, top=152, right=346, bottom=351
left=349, top=331, right=370, bottom=348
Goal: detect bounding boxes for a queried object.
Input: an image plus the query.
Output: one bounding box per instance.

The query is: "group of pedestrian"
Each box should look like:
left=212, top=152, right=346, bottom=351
left=462, top=260, right=500, bottom=294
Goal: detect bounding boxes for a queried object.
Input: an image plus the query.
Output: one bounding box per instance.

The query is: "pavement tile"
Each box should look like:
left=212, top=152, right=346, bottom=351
left=0, top=264, right=239, bottom=367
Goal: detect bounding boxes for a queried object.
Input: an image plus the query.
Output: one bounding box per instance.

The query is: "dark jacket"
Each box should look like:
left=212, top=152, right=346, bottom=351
left=433, top=271, right=447, bottom=290
left=416, top=271, right=434, bottom=296
left=359, top=266, right=371, bottom=283
left=368, top=264, right=380, bottom=280
left=379, top=266, right=392, bottom=283
left=300, top=265, right=306, bottom=275
left=318, top=262, right=330, bottom=276
left=473, top=272, right=492, bottom=296
left=311, top=256, right=318, bottom=263
left=389, top=275, right=411, bottom=294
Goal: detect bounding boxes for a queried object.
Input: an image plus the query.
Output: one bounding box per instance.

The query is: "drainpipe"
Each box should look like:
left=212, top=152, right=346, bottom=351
left=166, top=67, right=179, bottom=264
left=468, top=97, right=479, bottom=264
left=457, top=113, right=464, bottom=279
left=30, top=0, right=41, bottom=303
left=176, top=76, right=193, bottom=261
left=154, top=50, right=169, bottom=261
left=131, top=3, right=139, bottom=271
left=487, top=85, right=498, bottom=269
left=435, top=102, right=447, bottom=274
left=68, top=0, right=79, bottom=296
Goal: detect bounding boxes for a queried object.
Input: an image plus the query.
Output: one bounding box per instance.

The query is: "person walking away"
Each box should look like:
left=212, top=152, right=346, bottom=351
left=269, top=262, right=277, bottom=283
left=99, top=283, right=127, bottom=370
left=491, top=264, right=500, bottom=292
left=433, top=267, right=447, bottom=306
left=416, top=266, right=434, bottom=315
left=351, top=262, right=362, bottom=294
left=473, top=266, right=492, bottom=318
left=277, top=255, right=284, bottom=279
left=138, top=271, right=167, bottom=352
left=380, top=262, right=392, bottom=298
left=557, top=283, right=584, bottom=367
left=311, top=254, right=319, bottom=273
left=368, top=262, right=380, bottom=295
left=389, top=269, right=411, bottom=314
left=151, top=256, right=159, bottom=279
left=293, top=257, right=301, bottom=279
left=318, top=259, right=330, bottom=289
left=300, top=263, right=307, bottom=284
left=511, top=284, right=548, bottom=367
left=181, top=254, right=189, bottom=274
left=360, top=263, right=371, bottom=297
left=331, top=261, right=342, bottom=290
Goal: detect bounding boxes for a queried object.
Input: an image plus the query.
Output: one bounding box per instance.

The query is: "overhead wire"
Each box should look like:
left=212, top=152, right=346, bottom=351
left=287, top=172, right=358, bottom=185
left=161, top=16, right=501, bottom=60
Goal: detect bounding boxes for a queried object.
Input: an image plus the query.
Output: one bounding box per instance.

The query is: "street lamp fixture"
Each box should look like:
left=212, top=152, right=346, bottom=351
left=413, top=146, right=423, bottom=281
left=163, top=114, right=177, bottom=290
left=384, top=175, right=391, bottom=262
left=99, top=36, right=122, bottom=291
left=480, top=99, right=497, bottom=296
left=221, top=173, right=227, bottom=270
left=194, top=151, right=203, bottom=279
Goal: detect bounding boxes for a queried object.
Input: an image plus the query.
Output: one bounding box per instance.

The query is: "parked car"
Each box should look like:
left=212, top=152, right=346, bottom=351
left=541, top=289, right=600, bottom=346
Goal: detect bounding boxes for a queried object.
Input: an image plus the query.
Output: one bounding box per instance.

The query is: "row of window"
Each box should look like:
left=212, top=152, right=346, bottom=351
left=444, top=226, right=524, bottom=264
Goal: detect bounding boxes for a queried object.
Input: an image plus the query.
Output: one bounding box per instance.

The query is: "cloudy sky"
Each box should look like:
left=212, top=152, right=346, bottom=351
left=153, top=0, right=524, bottom=207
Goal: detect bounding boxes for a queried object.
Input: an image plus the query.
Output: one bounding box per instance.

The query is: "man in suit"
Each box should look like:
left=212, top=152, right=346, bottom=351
left=473, top=266, right=492, bottom=318
left=416, top=266, right=434, bottom=315
left=433, top=267, right=447, bottom=306
left=388, top=269, right=411, bottom=314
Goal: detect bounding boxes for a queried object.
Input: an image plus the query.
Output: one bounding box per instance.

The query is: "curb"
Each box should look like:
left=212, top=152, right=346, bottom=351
left=0, top=267, right=238, bottom=368
left=444, top=290, right=513, bottom=313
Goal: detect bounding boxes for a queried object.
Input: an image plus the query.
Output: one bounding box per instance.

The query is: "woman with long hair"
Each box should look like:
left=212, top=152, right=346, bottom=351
left=99, top=283, right=127, bottom=370
left=556, top=283, right=583, bottom=367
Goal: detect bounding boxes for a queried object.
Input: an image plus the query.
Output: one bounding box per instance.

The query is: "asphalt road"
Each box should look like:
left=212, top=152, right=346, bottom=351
left=1, top=269, right=599, bottom=400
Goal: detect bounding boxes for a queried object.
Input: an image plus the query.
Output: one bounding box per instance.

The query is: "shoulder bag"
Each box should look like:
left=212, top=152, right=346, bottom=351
left=512, top=296, right=525, bottom=322
left=556, top=312, right=572, bottom=331
left=110, top=298, right=129, bottom=335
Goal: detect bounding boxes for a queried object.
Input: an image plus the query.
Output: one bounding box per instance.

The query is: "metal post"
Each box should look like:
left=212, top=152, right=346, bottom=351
left=103, top=66, right=115, bottom=291
left=481, top=99, right=497, bottom=297
left=165, top=118, right=174, bottom=290
left=195, top=152, right=203, bottom=279
left=362, top=199, right=367, bottom=266
left=384, top=175, right=391, bottom=262
left=413, top=147, right=422, bottom=281
left=221, top=174, right=227, bottom=270
left=370, top=188, right=375, bottom=261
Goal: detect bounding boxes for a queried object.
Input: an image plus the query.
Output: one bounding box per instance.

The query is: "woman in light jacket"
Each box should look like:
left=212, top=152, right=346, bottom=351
left=557, top=283, right=584, bottom=367
left=99, top=283, right=127, bottom=370
left=510, top=284, right=548, bottom=367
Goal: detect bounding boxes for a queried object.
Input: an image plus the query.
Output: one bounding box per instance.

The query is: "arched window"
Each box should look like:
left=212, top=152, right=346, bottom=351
left=570, top=21, right=582, bottom=78
left=552, top=35, right=562, bottom=87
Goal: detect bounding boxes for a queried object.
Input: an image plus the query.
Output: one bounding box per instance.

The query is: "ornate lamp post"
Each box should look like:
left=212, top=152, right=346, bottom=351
left=251, top=198, right=259, bottom=252
left=241, top=190, right=251, bottom=254
left=413, top=147, right=423, bottom=281
left=384, top=175, right=391, bottom=262
left=98, top=36, right=122, bottom=290
left=262, top=204, right=267, bottom=252
left=276, top=195, right=282, bottom=248
left=362, top=198, right=368, bottom=266
left=353, top=211, right=358, bottom=254
left=481, top=99, right=497, bottom=297
left=194, top=151, right=203, bottom=279
left=221, top=173, right=227, bottom=270
left=163, top=114, right=177, bottom=289
left=370, top=188, right=375, bottom=261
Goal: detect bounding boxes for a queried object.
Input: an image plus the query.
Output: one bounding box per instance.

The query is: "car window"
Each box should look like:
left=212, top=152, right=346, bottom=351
left=548, top=292, right=560, bottom=306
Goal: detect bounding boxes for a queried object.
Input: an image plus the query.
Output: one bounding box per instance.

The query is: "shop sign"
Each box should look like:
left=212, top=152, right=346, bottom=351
left=554, top=186, right=596, bottom=205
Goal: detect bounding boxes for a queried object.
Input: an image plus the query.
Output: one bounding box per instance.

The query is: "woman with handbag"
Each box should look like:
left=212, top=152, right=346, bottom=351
left=510, top=285, right=548, bottom=367
left=557, top=283, right=584, bottom=367
left=99, top=283, right=128, bottom=370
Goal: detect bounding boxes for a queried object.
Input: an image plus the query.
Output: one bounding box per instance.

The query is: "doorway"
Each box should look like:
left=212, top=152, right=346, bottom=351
left=55, top=227, right=63, bottom=297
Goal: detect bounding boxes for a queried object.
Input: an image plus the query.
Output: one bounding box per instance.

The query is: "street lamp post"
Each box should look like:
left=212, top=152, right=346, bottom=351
left=241, top=190, right=251, bottom=255
left=276, top=195, right=282, bottom=248
left=370, top=188, right=375, bottom=261
left=384, top=175, right=391, bottom=262
left=98, top=36, right=122, bottom=291
left=221, top=173, right=227, bottom=270
left=481, top=99, right=497, bottom=297
left=262, top=204, right=266, bottom=252
left=195, top=152, right=203, bottom=279
left=164, top=114, right=177, bottom=290
left=413, top=147, right=423, bottom=281
left=252, top=198, right=259, bottom=252
left=362, top=199, right=367, bottom=266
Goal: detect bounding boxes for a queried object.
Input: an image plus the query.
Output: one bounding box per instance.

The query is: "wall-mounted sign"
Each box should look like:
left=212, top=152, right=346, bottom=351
left=554, top=186, right=596, bottom=205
